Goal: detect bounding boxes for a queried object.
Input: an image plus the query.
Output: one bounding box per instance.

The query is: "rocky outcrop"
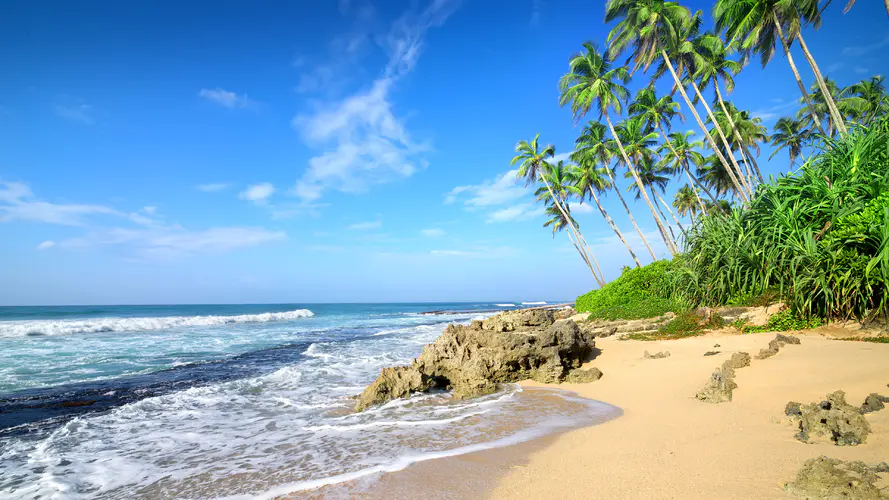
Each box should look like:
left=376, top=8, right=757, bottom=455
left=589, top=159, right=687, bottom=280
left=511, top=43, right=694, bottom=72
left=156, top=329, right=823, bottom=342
left=573, top=313, right=675, bottom=339
left=785, top=456, right=888, bottom=499
left=695, top=352, right=751, bottom=403
left=755, top=333, right=801, bottom=360
left=789, top=391, right=872, bottom=446
left=861, top=393, right=889, bottom=414
left=643, top=350, right=670, bottom=359
left=355, top=310, right=598, bottom=411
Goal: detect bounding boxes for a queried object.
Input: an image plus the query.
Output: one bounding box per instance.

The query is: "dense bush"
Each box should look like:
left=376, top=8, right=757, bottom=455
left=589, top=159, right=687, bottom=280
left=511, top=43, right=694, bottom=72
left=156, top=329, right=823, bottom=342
left=672, top=117, right=889, bottom=321
left=736, top=310, right=823, bottom=334
left=575, top=260, right=679, bottom=320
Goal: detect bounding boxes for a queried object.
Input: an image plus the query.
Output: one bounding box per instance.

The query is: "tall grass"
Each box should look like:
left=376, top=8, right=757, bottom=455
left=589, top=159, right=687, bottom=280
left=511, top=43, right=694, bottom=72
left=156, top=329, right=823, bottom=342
left=672, top=116, right=889, bottom=320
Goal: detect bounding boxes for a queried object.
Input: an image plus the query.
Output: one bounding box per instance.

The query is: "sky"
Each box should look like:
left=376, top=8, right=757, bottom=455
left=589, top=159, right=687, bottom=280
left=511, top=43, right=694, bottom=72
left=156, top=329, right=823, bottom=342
left=1, top=0, right=887, bottom=306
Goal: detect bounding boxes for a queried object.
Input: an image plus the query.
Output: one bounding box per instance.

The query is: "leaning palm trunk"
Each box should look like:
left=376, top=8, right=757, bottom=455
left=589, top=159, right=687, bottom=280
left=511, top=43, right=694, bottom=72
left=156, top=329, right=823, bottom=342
left=603, top=164, right=659, bottom=261
left=713, top=84, right=765, bottom=184
left=795, top=32, right=848, bottom=135
left=656, top=122, right=711, bottom=212
left=684, top=170, right=708, bottom=215
left=653, top=189, right=686, bottom=241
left=772, top=16, right=827, bottom=136
left=649, top=187, right=680, bottom=245
left=565, top=229, right=594, bottom=279
left=690, top=80, right=753, bottom=198
left=540, top=175, right=605, bottom=286
left=589, top=189, right=642, bottom=268
left=659, top=49, right=749, bottom=204
left=605, top=112, right=678, bottom=256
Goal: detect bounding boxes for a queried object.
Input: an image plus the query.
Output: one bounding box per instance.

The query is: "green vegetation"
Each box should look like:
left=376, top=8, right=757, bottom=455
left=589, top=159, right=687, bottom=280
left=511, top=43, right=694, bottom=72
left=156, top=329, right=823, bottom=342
left=836, top=337, right=889, bottom=344
left=736, top=310, right=823, bottom=334
left=575, top=260, right=678, bottom=320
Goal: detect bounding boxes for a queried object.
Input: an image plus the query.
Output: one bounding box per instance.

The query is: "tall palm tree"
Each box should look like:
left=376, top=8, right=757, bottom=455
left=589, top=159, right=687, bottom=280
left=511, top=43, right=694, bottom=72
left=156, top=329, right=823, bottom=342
left=575, top=121, right=658, bottom=260
left=842, top=76, right=888, bottom=125
left=714, top=0, right=828, bottom=136
left=570, top=151, right=642, bottom=268
left=558, top=41, right=676, bottom=256
left=513, top=135, right=604, bottom=285
left=694, top=33, right=763, bottom=185
left=657, top=131, right=714, bottom=212
left=628, top=155, right=686, bottom=240
left=698, top=153, right=738, bottom=198
left=769, top=117, right=811, bottom=170
left=706, top=103, right=768, bottom=184
left=673, top=184, right=701, bottom=220
left=798, top=78, right=853, bottom=136
left=606, top=0, right=750, bottom=203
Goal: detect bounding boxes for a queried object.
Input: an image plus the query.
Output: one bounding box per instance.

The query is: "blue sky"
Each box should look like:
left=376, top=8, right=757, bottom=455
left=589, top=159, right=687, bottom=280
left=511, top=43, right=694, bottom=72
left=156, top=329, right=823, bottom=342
left=1, top=0, right=887, bottom=305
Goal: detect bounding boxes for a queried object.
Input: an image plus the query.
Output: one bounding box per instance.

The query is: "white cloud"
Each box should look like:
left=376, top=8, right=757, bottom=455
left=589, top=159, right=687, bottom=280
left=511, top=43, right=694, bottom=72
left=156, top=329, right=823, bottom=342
left=421, top=228, right=445, bottom=237
left=430, top=249, right=473, bottom=256
left=445, top=170, right=527, bottom=207
left=751, top=99, right=798, bottom=122
left=141, top=206, right=157, bottom=215
left=550, top=151, right=574, bottom=165
left=348, top=220, right=382, bottom=230
left=529, top=0, right=543, bottom=27
left=198, top=88, right=254, bottom=109
left=487, top=203, right=544, bottom=223
left=36, top=240, right=56, bottom=250
left=54, top=102, right=95, bottom=124
left=197, top=183, right=231, bottom=192
left=291, top=0, right=458, bottom=204
left=128, top=212, right=156, bottom=226
left=569, top=202, right=594, bottom=214
left=239, top=182, right=275, bottom=204
left=841, top=34, right=889, bottom=57
left=853, top=66, right=869, bottom=74
left=0, top=181, right=120, bottom=226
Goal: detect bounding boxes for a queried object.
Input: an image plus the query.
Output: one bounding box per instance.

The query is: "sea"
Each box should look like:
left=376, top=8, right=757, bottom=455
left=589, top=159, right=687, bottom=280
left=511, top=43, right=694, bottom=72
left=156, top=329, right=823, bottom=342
left=0, top=303, right=621, bottom=499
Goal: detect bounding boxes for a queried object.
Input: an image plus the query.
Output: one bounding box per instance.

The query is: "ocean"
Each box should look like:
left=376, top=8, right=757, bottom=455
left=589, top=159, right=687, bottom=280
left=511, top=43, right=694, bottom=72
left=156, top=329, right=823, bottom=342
left=0, top=303, right=620, bottom=499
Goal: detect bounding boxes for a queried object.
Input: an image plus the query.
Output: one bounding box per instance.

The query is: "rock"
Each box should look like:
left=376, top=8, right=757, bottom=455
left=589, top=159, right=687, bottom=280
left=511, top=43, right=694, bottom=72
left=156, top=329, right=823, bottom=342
left=643, top=350, right=671, bottom=359
left=696, top=352, right=751, bottom=403
left=756, top=333, right=801, bottom=360
left=565, top=367, right=603, bottom=383
left=554, top=307, right=576, bottom=320
left=786, top=401, right=803, bottom=416
left=703, top=351, right=720, bottom=356
left=785, top=456, right=888, bottom=500
left=860, top=393, right=889, bottom=414
left=355, top=310, right=595, bottom=411
left=713, top=343, right=721, bottom=348
left=792, top=391, right=872, bottom=446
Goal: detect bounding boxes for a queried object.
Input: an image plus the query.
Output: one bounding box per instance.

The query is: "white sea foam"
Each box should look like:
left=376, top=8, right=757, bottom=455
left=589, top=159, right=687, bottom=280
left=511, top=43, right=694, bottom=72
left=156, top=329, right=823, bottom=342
left=0, top=309, right=314, bottom=338
left=521, top=301, right=547, bottom=305
left=494, top=303, right=515, bottom=307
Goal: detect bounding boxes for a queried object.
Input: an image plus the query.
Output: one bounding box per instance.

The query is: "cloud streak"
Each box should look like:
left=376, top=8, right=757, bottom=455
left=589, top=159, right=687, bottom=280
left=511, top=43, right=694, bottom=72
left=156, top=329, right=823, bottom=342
left=0, top=181, right=120, bottom=226
left=199, top=88, right=255, bottom=109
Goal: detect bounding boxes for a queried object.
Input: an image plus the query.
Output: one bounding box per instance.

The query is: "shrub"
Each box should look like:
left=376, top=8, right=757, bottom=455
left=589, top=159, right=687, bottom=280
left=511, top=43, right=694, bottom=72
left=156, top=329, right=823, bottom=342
left=575, top=260, right=680, bottom=320
left=739, top=310, right=823, bottom=334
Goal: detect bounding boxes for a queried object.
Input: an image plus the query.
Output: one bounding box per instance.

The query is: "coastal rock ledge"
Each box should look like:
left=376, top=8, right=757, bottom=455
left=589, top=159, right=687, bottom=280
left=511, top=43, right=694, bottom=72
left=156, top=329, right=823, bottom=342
left=355, top=310, right=597, bottom=411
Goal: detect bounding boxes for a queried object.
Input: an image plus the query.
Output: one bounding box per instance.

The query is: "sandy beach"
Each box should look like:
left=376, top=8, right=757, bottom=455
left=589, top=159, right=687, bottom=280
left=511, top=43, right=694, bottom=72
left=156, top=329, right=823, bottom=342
left=489, top=331, right=889, bottom=499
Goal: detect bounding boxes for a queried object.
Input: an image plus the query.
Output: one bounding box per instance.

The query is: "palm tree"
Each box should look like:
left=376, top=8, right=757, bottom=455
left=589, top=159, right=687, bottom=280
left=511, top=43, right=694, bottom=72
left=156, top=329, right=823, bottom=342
left=799, top=78, right=855, bottom=136
left=769, top=117, right=811, bottom=169
left=825, top=0, right=889, bottom=19
left=513, top=135, right=604, bottom=285
left=842, top=76, right=889, bottom=124
left=627, top=155, right=686, bottom=240
left=657, top=131, right=714, bottom=212
left=570, top=151, right=643, bottom=268
left=706, top=103, right=768, bottom=185
left=673, top=184, right=701, bottom=220
left=698, top=154, right=738, bottom=198
left=606, top=0, right=751, bottom=203
left=714, top=0, right=828, bottom=136
left=558, top=41, right=677, bottom=256
left=575, top=121, right=658, bottom=260
left=694, top=33, right=763, bottom=185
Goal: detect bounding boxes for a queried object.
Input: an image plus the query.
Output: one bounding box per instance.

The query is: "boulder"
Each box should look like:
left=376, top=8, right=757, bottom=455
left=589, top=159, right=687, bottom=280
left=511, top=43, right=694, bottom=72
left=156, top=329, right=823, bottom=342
left=355, top=310, right=597, bottom=411
left=792, top=391, right=871, bottom=446
left=756, top=333, right=801, bottom=360
left=785, top=456, right=888, bottom=499
left=860, top=393, right=889, bottom=414
left=565, top=367, right=603, bottom=383
left=644, top=350, right=671, bottom=359
left=695, top=352, right=751, bottom=403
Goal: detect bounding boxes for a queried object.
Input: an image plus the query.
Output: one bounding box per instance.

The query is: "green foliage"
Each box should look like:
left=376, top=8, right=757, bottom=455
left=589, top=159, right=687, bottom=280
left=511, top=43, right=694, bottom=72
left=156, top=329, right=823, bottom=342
left=672, top=117, right=889, bottom=320
left=575, top=260, right=679, bottom=320
left=836, top=337, right=889, bottom=344
left=738, top=310, right=823, bottom=334
left=726, top=289, right=781, bottom=308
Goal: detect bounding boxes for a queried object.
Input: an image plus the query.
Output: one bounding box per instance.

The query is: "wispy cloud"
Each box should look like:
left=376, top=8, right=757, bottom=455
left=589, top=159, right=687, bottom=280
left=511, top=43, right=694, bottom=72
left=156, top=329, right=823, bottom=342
left=549, top=151, right=574, bottom=164
left=54, top=102, right=95, bottom=124
left=421, top=228, right=445, bottom=237
left=486, top=203, right=543, bottom=223
left=0, top=181, right=120, bottom=226
left=36, top=240, right=56, bottom=250
left=853, top=66, right=869, bottom=74
left=197, top=183, right=231, bottom=193
left=291, top=0, right=459, bottom=205
left=569, top=202, right=594, bottom=214
left=198, top=88, right=255, bottom=109
left=529, top=0, right=543, bottom=27
left=348, top=220, right=382, bottom=230
left=445, top=170, right=526, bottom=207
left=751, top=99, right=798, bottom=122
left=239, top=182, right=275, bottom=204
left=841, top=34, right=889, bottom=57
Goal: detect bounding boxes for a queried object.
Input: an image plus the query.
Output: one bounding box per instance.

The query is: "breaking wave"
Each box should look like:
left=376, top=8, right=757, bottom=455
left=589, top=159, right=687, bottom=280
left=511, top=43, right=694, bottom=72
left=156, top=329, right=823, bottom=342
left=0, top=309, right=314, bottom=338
left=521, top=301, right=547, bottom=305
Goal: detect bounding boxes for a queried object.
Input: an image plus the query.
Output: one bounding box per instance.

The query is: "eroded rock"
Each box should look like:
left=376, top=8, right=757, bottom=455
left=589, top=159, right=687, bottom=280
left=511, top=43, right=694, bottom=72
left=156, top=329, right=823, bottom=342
left=703, top=351, right=720, bottom=356
left=785, top=456, right=888, bottom=499
left=756, top=333, right=801, bottom=360
left=860, top=393, right=889, bottom=414
left=696, top=352, right=751, bottom=403
left=792, top=391, right=871, bottom=446
left=644, top=350, right=670, bottom=359
left=565, top=367, right=603, bottom=383
left=355, top=310, right=597, bottom=411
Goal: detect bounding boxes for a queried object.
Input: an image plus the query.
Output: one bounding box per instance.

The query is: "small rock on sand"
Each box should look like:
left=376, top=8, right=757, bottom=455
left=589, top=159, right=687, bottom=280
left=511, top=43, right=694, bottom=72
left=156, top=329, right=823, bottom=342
left=756, top=333, right=801, bottom=360
left=860, top=393, right=889, bottom=414
left=703, top=351, right=720, bottom=356
left=792, top=391, right=871, bottom=446
left=785, top=456, right=887, bottom=499
left=695, top=352, right=751, bottom=403
left=643, top=350, right=670, bottom=359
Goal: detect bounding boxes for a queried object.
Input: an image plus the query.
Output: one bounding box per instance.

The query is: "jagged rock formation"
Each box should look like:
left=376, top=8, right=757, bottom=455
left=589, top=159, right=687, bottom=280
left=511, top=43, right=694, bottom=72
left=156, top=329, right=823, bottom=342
left=788, top=391, right=872, bottom=445
left=355, top=310, right=598, bottom=411
left=785, top=456, right=888, bottom=499
left=695, top=352, right=751, bottom=403
left=861, top=393, right=889, bottom=414
left=756, top=333, right=801, bottom=360
left=643, top=350, right=670, bottom=359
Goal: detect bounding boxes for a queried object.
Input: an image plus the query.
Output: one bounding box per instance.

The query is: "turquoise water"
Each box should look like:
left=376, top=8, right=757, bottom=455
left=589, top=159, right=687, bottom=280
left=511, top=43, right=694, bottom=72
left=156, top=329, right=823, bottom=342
left=0, top=302, right=619, bottom=499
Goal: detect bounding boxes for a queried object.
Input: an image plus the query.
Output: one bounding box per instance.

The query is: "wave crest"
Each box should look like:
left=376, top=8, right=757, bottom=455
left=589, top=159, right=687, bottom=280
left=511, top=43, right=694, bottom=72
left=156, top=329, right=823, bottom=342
left=0, top=309, right=314, bottom=338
